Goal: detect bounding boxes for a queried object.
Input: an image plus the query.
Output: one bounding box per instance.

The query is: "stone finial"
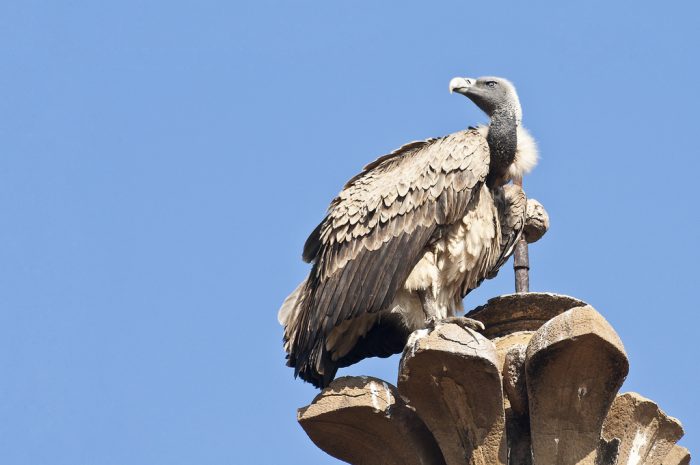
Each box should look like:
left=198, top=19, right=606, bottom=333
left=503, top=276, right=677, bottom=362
left=297, top=376, right=445, bottom=465
left=525, top=305, right=629, bottom=465
left=524, top=198, right=549, bottom=244
left=664, top=445, right=691, bottom=465
left=503, top=344, right=528, bottom=417
left=297, top=293, right=690, bottom=465
left=398, top=324, right=506, bottom=465
left=602, top=392, right=685, bottom=465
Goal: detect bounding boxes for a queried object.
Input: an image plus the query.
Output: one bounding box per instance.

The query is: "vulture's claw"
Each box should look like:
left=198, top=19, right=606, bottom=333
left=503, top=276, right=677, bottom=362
left=425, top=316, right=485, bottom=332
left=441, top=316, right=485, bottom=332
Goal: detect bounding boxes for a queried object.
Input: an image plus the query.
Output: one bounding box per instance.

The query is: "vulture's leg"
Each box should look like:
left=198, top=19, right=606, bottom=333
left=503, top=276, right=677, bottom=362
left=417, top=290, right=485, bottom=332
left=417, top=289, right=440, bottom=325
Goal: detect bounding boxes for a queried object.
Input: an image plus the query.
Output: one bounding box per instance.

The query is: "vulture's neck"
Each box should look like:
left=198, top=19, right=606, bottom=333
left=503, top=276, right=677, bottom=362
left=486, top=109, right=518, bottom=187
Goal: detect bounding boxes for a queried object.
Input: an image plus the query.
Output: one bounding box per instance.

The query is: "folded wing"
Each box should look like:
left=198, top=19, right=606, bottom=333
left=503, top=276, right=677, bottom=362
left=282, top=128, right=491, bottom=387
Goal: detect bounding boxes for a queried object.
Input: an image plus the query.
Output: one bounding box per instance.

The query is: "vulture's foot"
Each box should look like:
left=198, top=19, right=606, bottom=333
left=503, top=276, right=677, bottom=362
left=425, top=316, right=485, bottom=332
left=418, top=290, right=485, bottom=334
left=441, top=316, right=485, bottom=332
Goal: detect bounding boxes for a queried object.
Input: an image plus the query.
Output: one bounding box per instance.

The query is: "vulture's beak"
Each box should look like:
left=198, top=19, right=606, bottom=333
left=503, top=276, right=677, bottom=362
left=449, top=77, right=475, bottom=96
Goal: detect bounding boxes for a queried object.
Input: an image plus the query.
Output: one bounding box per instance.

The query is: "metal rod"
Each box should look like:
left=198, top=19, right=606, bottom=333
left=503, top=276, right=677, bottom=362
left=513, top=177, right=529, bottom=293
left=514, top=237, right=529, bottom=293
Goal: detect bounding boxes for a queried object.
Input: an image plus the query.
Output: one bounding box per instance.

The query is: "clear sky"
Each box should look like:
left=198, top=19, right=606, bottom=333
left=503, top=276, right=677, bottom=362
left=1, top=0, right=698, bottom=464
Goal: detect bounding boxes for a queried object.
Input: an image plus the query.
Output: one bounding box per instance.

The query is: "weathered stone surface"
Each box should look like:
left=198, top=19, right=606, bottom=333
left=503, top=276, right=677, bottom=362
left=596, top=437, right=621, bottom=465
left=298, top=376, right=445, bottom=465
left=602, top=392, right=684, bottom=465
left=398, top=324, right=507, bottom=465
left=525, top=305, right=629, bottom=465
left=297, top=294, right=690, bottom=465
left=503, top=344, right=528, bottom=417
left=524, top=198, right=549, bottom=244
left=492, top=331, right=535, bottom=372
left=662, top=445, right=691, bottom=465
left=502, top=344, right=534, bottom=465
left=467, top=292, right=588, bottom=339
left=505, top=409, right=532, bottom=465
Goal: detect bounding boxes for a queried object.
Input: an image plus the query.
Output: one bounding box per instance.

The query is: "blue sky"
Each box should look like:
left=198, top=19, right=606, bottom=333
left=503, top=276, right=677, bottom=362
left=1, top=0, right=698, bottom=463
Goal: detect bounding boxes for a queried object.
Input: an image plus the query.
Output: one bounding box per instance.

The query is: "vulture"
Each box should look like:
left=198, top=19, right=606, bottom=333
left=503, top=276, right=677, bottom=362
left=279, top=76, right=539, bottom=388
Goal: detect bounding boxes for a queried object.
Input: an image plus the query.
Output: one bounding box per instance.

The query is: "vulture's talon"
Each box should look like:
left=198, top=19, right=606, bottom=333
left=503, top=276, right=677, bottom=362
left=425, top=316, right=485, bottom=332
left=443, top=316, right=485, bottom=332
left=424, top=316, right=440, bottom=330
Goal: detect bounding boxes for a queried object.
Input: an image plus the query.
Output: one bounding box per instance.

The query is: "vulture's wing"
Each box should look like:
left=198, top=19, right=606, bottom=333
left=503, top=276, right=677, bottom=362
left=288, top=128, right=490, bottom=387
left=466, top=184, right=527, bottom=294
left=490, top=184, right=527, bottom=275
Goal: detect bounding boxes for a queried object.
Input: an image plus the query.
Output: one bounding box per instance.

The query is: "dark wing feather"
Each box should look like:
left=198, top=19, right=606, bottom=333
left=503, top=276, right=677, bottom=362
left=335, top=313, right=412, bottom=368
left=287, top=128, right=490, bottom=387
left=302, top=220, right=324, bottom=263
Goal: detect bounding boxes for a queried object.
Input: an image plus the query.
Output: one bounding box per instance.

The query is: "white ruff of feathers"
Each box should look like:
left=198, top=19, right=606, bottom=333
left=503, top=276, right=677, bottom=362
left=476, top=125, right=539, bottom=181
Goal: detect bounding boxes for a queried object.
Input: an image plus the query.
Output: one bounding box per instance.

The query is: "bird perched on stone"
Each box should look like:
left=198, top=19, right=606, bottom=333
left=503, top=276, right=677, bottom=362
left=279, top=76, right=540, bottom=388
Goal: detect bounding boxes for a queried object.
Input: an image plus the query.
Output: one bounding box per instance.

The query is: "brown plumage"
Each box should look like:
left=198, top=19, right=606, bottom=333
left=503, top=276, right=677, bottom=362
left=279, top=76, right=539, bottom=388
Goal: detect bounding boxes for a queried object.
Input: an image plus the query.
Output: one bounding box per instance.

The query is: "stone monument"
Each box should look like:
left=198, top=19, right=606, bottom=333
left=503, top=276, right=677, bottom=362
left=297, top=293, right=688, bottom=464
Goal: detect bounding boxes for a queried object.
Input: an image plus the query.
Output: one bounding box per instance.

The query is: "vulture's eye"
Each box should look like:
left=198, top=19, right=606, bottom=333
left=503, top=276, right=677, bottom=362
left=486, top=81, right=497, bottom=88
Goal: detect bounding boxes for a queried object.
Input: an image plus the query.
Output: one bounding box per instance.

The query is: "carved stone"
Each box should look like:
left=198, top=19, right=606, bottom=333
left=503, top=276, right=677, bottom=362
left=525, top=305, right=629, bottom=465
left=663, top=445, right=691, bottom=465
left=297, top=376, right=445, bottom=465
left=524, top=198, right=549, bottom=244
left=602, top=392, right=685, bottom=465
left=297, top=294, right=689, bottom=465
left=398, top=324, right=507, bottom=465
left=467, top=292, right=587, bottom=339
left=502, top=344, right=532, bottom=465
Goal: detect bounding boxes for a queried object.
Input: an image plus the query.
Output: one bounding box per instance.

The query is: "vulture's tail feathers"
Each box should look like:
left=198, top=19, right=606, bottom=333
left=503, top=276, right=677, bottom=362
left=278, top=277, right=338, bottom=389
left=294, top=339, right=337, bottom=389
left=277, top=280, right=306, bottom=327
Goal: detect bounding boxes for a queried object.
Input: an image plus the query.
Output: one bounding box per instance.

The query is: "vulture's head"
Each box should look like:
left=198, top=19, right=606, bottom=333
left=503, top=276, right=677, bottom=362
left=449, top=76, right=522, bottom=122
